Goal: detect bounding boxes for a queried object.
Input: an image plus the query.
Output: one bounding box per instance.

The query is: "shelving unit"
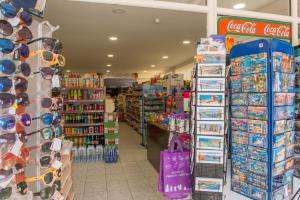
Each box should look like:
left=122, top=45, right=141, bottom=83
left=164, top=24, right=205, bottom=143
left=104, top=113, right=119, bottom=163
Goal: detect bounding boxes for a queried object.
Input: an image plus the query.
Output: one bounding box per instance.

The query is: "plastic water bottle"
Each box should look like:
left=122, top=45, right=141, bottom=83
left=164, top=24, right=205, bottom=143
left=78, top=146, right=86, bottom=162
left=95, top=145, right=103, bottom=161
left=72, top=147, right=79, bottom=163
left=87, top=146, right=94, bottom=162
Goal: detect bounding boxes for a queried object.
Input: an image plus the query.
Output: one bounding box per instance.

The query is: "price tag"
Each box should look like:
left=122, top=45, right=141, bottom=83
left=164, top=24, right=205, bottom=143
left=10, top=138, right=23, bottom=156
left=52, top=190, right=64, bottom=200
left=51, top=160, right=63, bottom=170
left=52, top=75, right=60, bottom=88
left=50, top=138, right=62, bottom=152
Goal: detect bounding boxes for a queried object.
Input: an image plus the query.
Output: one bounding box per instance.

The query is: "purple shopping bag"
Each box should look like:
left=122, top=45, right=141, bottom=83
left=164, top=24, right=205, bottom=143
left=158, top=136, right=192, bottom=199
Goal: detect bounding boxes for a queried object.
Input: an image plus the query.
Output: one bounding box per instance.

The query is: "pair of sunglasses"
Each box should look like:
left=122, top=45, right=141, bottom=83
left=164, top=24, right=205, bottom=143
left=33, top=67, right=63, bottom=80
left=27, top=50, right=65, bottom=67
left=1, top=146, right=30, bottom=171
left=0, top=25, right=33, bottom=43
left=28, top=37, right=63, bottom=53
left=0, top=113, right=31, bottom=130
left=0, top=38, right=29, bottom=56
left=32, top=112, right=62, bottom=126
left=27, top=125, right=63, bottom=140
left=0, top=93, right=29, bottom=108
left=25, top=168, right=61, bottom=186
left=0, top=76, right=28, bottom=93
left=0, top=59, right=31, bottom=76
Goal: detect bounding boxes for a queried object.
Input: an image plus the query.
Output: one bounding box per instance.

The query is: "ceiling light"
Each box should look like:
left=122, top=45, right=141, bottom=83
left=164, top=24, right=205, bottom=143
left=150, top=65, right=156, bottom=68
left=109, top=36, right=118, bottom=41
left=112, top=8, right=126, bottom=14
left=162, top=56, right=168, bottom=59
left=233, top=3, right=246, bottom=9
left=144, top=70, right=147, bottom=73
left=107, top=54, right=114, bottom=58
left=154, top=18, right=160, bottom=24
left=182, top=40, right=191, bottom=45
left=106, top=64, right=112, bottom=67
left=66, top=69, right=71, bottom=73
left=106, top=70, right=111, bottom=73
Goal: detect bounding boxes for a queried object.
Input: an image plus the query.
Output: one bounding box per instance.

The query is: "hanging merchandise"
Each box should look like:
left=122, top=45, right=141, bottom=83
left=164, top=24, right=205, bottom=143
left=191, top=35, right=226, bottom=200
left=230, top=39, right=295, bottom=200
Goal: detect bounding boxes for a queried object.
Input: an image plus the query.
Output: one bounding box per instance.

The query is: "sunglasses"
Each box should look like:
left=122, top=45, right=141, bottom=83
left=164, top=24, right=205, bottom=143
left=32, top=112, right=62, bottom=126
left=0, top=186, right=12, bottom=199
left=27, top=50, right=65, bottom=67
left=0, top=2, right=17, bottom=18
left=0, top=76, right=28, bottom=94
left=7, top=10, right=32, bottom=26
left=27, top=125, right=63, bottom=140
left=25, top=168, right=61, bottom=186
left=33, top=67, right=63, bottom=80
left=0, top=20, right=13, bottom=36
left=0, top=92, right=29, bottom=108
left=38, top=153, right=61, bottom=168
left=0, top=59, right=31, bottom=76
left=28, top=37, right=63, bottom=53
left=33, top=185, right=56, bottom=200
left=15, top=26, right=33, bottom=43
left=0, top=113, right=31, bottom=130
left=0, top=38, right=29, bottom=57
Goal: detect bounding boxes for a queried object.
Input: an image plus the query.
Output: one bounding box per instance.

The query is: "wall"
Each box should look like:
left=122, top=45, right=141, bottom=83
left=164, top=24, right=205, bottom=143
left=173, top=62, right=194, bottom=80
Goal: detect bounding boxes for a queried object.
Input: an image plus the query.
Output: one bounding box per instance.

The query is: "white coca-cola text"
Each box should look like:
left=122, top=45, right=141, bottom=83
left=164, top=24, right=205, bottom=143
left=264, top=24, right=290, bottom=38
left=227, top=20, right=256, bottom=34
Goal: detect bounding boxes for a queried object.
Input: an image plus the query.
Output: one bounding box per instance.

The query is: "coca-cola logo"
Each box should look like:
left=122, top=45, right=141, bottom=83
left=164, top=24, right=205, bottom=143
left=264, top=24, right=290, bottom=38
left=227, top=20, right=256, bottom=34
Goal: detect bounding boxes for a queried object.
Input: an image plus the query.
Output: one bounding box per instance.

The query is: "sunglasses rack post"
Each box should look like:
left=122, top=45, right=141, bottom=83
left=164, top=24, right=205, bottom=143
left=62, top=73, right=106, bottom=163
left=190, top=35, right=227, bottom=200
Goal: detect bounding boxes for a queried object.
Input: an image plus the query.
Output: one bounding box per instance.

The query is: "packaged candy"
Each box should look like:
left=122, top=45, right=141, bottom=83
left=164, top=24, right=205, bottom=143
left=248, top=93, right=267, bottom=106
left=231, top=118, right=248, bottom=131
left=232, top=106, right=247, bottom=118
left=232, top=131, right=248, bottom=145
left=248, top=107, right=267, bottom=120
left=273, top=146, right=286, bottom=163
left=248, top=120, right=267, bottom=134
left=249, top=133, right=267, bottom=148
left=231, top=76, right=242, bottom=92
left=232, top=93, right=248, bottom=105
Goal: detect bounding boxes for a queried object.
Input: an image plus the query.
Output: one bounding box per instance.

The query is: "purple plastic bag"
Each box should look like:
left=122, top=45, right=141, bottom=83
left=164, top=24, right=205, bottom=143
left=158, top=136, right=192, bottom=199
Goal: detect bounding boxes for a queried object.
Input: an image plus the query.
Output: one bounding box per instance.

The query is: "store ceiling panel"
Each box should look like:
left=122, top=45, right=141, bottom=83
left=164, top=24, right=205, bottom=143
left=44, top=0, right=206, bottom=76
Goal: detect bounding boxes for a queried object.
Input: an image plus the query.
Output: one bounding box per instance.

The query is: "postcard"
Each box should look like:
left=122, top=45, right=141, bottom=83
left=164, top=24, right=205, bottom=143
left=196, top=150, right=223, bottom=164
left=198, top=93, right=225, bottom=106
left=232, top=93, right=248, bottom=105
left=232, top=106, right=247, bottom=118
left=248, top=93, right=267, bottom=106
left=196, top=135, right=224, bottom=150
left=231, top=118, right=248, bottom=132
left=248, top=120, right=267, bottom=135
left=197, top=64, right=226, bottom=77
left=248, top=106, right=267, bottom=120
left=231, top=75, right=242, bottom=93
left=197, top=121, right=225, bottom=136
left=195, top=177, right=223, bottom=192
left=197, top=78, right=225, bottom=91
left=232, top=130, right=248, bottom=145
left=197, top=107, right=224, bottom=120
left=195, top=53, right=226, bottom=64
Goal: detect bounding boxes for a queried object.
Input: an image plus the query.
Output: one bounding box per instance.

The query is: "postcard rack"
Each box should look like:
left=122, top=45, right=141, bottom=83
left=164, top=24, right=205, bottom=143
left=191, top=35, right=226, bottom=200
left=230, top=39, right=295, bottom=200
left=294, top=45, right=300, bottom=178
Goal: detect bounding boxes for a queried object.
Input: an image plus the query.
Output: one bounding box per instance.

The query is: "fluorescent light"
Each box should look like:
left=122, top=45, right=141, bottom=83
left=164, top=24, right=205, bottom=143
left=144, top=70, right=147, bottom=73
left=109, top=36, right=118, bottom=41
left=233, top=3, right=246, bottom=9
left=182, top=40, right=191, bottom=44
left=106, top=64, right=112, bottom=67
left=162, top=56, right=168, bottom=59
left=106, top=70, right=111, bottom=73
left=107, top=54, right=114, bottom=58
left=150, top=64, right=156, bottom=68
left=66, top=69, right=71, bottom=73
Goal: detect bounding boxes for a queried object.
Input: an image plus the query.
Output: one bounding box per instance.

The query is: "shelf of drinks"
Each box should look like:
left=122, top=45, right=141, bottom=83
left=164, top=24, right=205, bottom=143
left=144, top=102, right=165, bottom=105
left=144, top=96, right=164, bottom=99
left=63, top=123, right=104, bottom=127
left=64, top=133, right=104, bottom=137
left=64, top=99, right=105, bottom=103
left=62, top=87, right=104, bottom=90
left=62, top=110, right=105, bottom=114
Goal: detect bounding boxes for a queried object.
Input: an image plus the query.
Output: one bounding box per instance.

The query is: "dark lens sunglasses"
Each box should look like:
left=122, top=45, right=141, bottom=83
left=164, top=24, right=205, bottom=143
left=0, top=76, right=28, bottom=93
left=33, top=185, right=55, bottom=200
left=0, top=92, right=29, bottom=108
left=27, top=37, right=62, bottom=53
left=0, top=20, right=13, bottom=36
left=0, top=38, right=29, bottom=57
left=0, top=59, right=31, bottom=76
left=32, top=112, right=61, bottom=126
left=33, top=67, right=59, bottom=80
left=0, top=2, right=17, bottom=18
left=0, top=113, right=31, bottom=130
left=16, top=26, right=33, bottom=43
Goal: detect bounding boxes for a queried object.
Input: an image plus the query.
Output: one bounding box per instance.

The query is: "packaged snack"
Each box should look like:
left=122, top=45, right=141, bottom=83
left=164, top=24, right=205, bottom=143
left=232, top=93, right=248, bottom=105
left=248, top=146, right=267, bottom=162
left=248, top=172, right=267, bottom=189
left=249, top=186, right=267, bottom=200
left=248, top=133, right=267, bottom=148
left=248, top=93, right=267, bottom=106
left=273, top=146, right=286, bottom=163
left=232, top=131, right=248, bottom=145
left=232, top=106, right=248, bottom=118
left=248, top=106, right=267, bottom=120
left=286, top=93, right=295, bottom=105
left=248, top=159, right=267, bottom=176
left=231, top=75, right=242, bottom=92
left=231, top=118, right=248, bottom=131
left=273, top=134, right=286, bottom=148
left=253, top=73, right=267, bottom=92
left=274, top=93, right=286, bottom=106
left=240, top=74, right=254, bottom=92
left=274, top=120, right=286, bottom=134
left=248, top=120, right=267, bottom=134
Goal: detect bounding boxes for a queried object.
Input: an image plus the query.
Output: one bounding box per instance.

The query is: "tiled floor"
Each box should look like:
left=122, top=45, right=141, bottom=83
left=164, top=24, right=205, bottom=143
left=72, top=122, right=167, bottom=200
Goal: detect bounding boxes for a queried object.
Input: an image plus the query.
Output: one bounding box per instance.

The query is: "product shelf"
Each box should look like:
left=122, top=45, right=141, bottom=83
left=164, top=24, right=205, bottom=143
left=63, top=123, right=104, bottom=127
left=62, top=110, right=104, bottom=114
left=64, top=133, right=104, bottom=137
left=62, top=87, right=104, bottom=90
left=64, top=99, right=104, bottom=103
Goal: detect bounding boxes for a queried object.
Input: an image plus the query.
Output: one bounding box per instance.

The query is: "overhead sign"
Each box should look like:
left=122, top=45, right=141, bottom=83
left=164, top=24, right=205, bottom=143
left=218, top=16, right=291, bottom=40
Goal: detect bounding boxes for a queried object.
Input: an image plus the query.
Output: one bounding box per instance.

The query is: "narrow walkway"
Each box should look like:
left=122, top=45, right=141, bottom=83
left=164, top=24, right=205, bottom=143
left=72, top=122, right=167, bottom=200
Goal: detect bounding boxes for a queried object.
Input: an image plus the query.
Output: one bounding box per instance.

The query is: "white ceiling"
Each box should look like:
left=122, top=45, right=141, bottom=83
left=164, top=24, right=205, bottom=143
left=44, top=0, right=298, bottom=78
left=44, top=0, right=206, bottom=77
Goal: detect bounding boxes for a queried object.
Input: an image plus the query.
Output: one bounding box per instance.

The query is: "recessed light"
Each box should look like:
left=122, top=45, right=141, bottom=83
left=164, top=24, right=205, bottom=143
left=107, top=54, right=114, bottom=58
left=109, top=36, right=118, bottom=41
left=66, top=69, right=71, bottom=73
left=162, top=56, right=168, bottom=59
left=233, top=3, right=246, bottom=9
left=150, top=65, right=156, bottom=68
left=112, top=8, right=126, bottom=14
left=106, top=70, right=111, bottom=73
left=106, top=64, right=112, bottom=67
left=182, top=40, right=191, bottom=45
left=144, top=70, right=147, bottom=73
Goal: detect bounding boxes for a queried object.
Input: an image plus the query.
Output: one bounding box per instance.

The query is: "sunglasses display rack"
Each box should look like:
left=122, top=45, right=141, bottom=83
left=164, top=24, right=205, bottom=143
left=62, top=73, right=106, bottom=163
left=190, top=35, right=226, bottom=200
left=104, top=113, right=119, bottom=163
left=141, top=84, right=165, bottom=146
left=230, top=39, right=295, bottom=200
left=295, top=45, right=300, bottom=178
left=125, top=86, right=143, bottom=134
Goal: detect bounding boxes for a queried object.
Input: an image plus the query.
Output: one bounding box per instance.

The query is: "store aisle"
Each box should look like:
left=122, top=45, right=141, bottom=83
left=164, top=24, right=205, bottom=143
left=72, top=122, right=167, bottom=200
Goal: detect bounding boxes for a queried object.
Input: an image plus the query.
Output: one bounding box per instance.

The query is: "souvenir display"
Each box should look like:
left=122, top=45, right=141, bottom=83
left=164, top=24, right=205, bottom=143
left=294, top=45, right=300, bottom=178
left=191, top=35, right=226, bottom=200
left=230, top=39, right=295, bottom=200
